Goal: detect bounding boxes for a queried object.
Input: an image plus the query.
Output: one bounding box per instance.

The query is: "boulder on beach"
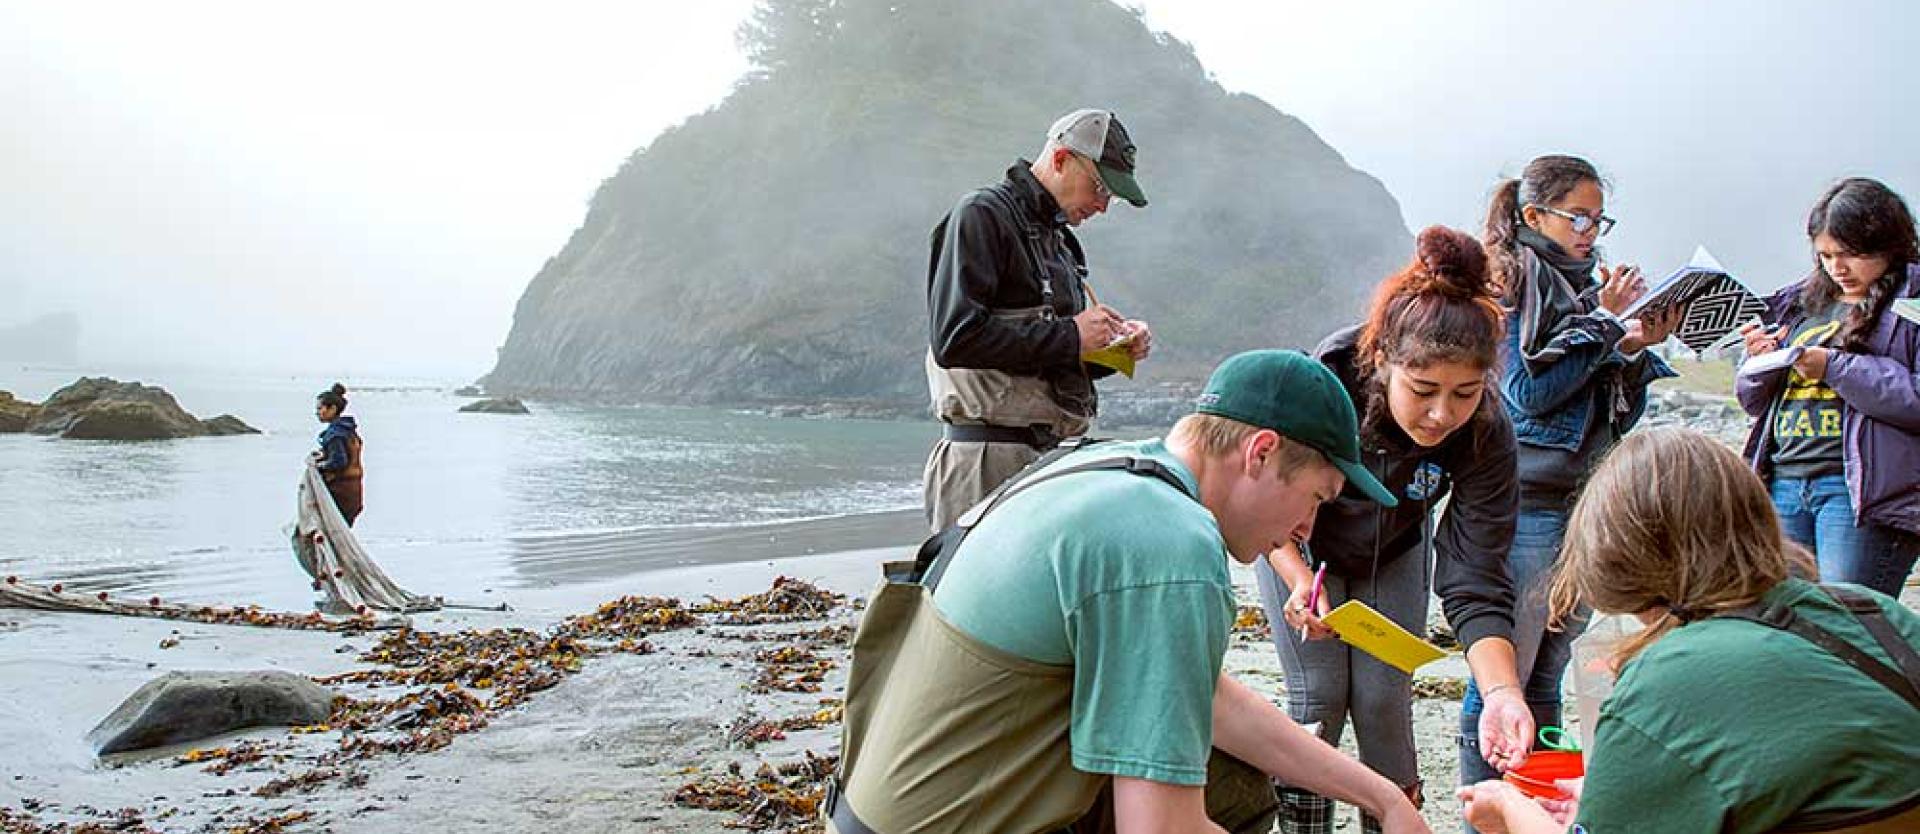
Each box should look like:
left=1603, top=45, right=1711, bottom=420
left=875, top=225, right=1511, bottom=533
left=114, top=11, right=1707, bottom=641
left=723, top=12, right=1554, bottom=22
left=86, top=670, right=336, bottom=756
left=459, top=397, right=530, bottom=415
left=0, top=390, right=35, bottom=433
left=27, top=377, right=257, bottom=440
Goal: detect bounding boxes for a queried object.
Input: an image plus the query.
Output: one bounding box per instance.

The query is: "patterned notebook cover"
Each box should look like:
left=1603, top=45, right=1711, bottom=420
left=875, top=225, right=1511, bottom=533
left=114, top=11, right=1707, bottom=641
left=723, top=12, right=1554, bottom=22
left=1623, top=247, right=1768, bottom=353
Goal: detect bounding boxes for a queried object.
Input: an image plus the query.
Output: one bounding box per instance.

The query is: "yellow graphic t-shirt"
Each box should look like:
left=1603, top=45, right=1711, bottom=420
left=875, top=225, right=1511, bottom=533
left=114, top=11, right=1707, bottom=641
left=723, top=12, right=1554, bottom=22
left=1770, top=305, right=1848, bottom=478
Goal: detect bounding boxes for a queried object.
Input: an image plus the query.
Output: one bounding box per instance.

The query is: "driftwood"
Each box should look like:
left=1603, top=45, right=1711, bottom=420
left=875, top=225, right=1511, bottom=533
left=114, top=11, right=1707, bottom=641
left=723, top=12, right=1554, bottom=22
left=293, top=462, right=440, bottom=614
left=0, top=576, right=407, bottom=631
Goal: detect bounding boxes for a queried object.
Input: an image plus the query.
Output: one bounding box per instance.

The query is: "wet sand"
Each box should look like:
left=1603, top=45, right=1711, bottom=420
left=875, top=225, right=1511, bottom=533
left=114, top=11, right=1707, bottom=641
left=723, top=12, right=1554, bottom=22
left=5, top=516, right=1915, bottom=832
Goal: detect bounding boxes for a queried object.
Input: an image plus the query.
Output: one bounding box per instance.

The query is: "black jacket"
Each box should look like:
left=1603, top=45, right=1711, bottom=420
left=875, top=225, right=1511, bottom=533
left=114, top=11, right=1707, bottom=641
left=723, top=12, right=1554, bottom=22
left=1306, top=326, right=1519, bottom=649
left=926, top=162, right=1111, bottom=420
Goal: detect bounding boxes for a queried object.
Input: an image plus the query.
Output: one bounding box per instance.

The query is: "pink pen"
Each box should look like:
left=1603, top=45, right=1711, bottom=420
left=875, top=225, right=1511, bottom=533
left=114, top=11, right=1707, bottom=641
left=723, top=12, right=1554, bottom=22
left=1299, top=562, right=1327, bottom=641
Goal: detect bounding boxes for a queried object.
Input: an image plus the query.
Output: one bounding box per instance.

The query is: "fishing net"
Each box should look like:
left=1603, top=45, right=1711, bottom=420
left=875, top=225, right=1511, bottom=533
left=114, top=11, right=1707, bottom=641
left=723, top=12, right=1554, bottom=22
left=293, top=462, right=440, bottom=614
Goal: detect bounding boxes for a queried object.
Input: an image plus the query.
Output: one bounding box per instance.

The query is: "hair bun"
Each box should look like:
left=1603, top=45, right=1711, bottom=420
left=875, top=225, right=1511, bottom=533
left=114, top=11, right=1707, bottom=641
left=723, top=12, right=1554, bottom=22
left=1414, top=225, right=1491, bottom=298
left=329, top=383, right=348, bottom=397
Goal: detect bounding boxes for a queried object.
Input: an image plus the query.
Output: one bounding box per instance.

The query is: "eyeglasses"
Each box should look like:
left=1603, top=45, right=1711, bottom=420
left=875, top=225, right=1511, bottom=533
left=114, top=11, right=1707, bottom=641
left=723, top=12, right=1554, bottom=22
left=1529, top=204, right=1615, bottom=237
left=1077, top=154, right=1111, bottom=201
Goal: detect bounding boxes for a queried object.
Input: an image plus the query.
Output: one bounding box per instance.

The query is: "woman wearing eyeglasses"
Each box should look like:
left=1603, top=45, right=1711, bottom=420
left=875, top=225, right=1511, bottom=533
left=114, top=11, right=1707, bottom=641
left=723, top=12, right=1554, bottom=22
left=1456, top=155, right=1681, bottom=806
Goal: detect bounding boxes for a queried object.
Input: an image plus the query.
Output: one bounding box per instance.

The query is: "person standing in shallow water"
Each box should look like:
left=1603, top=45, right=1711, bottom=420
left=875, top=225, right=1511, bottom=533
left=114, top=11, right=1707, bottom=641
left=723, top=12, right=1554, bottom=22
left=313, top=383, right=364, bottom=526
left=1457, top=155, right=1682, bottom=812
left=1737, top=177, right=1920, bottom=596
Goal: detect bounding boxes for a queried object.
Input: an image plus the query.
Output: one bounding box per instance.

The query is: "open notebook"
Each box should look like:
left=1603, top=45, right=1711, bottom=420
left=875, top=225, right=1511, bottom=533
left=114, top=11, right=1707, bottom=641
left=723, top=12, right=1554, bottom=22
left=1621, top=246, right=1768, bottom=353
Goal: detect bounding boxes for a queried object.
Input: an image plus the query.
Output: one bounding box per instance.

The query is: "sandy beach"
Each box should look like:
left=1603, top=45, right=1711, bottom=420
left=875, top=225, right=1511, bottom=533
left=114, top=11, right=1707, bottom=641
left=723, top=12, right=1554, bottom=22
left=4, top=511, right=1915, bottom=833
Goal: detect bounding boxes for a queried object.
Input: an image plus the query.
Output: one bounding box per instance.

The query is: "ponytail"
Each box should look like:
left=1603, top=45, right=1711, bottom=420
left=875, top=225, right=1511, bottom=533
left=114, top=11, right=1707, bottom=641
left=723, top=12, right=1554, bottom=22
left=1483, top=179, right=1524, bottom=299
left=1482, top=155, right=1606, bottom=301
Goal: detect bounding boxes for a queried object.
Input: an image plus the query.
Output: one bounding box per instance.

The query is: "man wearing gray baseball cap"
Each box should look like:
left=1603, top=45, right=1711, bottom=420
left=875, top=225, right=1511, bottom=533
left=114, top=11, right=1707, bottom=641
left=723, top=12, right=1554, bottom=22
left=922, top=108, right=1156, bottom=533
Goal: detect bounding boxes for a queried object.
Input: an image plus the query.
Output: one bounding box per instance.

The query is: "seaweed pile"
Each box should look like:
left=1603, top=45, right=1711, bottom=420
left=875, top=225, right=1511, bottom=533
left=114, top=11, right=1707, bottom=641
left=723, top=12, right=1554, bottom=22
left=4, top=577, right=856, bottom=833
left=669, top=751, right=837, bottom=833
left=1232, top=603, right=1270, bottom=642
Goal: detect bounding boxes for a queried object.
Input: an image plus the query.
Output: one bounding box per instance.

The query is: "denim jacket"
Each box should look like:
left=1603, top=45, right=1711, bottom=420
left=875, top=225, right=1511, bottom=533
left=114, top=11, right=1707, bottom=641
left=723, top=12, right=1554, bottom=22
left=1738, top=265, right=1920, bottom=533
left=1501, top=306, right=1674, bottom=452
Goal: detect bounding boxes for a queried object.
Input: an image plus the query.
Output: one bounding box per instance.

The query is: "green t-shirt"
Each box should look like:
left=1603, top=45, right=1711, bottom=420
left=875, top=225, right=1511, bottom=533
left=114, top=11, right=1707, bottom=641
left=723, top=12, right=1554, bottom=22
left=1771, top=303, right=1850, bottom=478
left=932, top=439, right=1236, bottom=787
left=1575, top=578, right=1920, bottom=833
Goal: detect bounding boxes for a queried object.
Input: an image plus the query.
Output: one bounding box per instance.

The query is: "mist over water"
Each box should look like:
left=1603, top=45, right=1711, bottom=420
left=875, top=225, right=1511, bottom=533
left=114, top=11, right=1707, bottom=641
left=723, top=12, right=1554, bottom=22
left=0, top=367, right=934, bottom=610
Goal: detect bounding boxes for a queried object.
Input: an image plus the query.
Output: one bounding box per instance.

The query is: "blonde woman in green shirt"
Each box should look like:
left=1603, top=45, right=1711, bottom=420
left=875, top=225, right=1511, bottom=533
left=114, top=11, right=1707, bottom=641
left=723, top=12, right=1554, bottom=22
left=1457, top=427, right=1920, bottom=834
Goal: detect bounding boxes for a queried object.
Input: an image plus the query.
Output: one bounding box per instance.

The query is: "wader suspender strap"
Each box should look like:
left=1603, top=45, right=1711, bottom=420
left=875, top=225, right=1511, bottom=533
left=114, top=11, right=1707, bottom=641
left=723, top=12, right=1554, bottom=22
left=1708, top=585, right=1920, bottom=834
left=1713, top=585, right=1920, bottom=711
left=921, top=453, right=1195, bottom=591
left=830, top=448, right=1196, bottom=834
left=928, top=188, right=1088, bottom=323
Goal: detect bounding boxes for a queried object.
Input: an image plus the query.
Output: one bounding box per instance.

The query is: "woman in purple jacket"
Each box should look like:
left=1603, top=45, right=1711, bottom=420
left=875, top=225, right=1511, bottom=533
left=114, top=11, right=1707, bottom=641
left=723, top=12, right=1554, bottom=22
left=1737, top=177, right=1920, bottom=596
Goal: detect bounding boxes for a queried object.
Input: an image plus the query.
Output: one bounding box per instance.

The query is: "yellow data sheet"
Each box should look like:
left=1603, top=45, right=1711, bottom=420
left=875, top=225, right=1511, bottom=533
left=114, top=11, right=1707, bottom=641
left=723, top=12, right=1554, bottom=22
left=1082, top=337, right=1136, bottom=378
left=1322, top=600, right=1448, bottom=674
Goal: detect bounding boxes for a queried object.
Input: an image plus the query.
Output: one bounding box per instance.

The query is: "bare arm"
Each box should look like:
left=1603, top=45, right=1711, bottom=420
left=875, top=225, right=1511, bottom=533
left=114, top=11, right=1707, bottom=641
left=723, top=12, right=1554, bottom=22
left=1464, top=637, right=1535, bottom=771
left=1211, top=674, right=1430, bottom=833
left=1111, top=778, right=1228, bottom=834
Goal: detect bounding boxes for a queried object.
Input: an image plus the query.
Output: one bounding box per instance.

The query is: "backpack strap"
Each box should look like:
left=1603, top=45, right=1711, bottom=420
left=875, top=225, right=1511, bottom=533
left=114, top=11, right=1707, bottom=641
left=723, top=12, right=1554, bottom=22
left=918, top=446, right=1196, bottom=592
left=1820, top=585, right=1920, bottom=705
left=1711, top=585, right=1920, bottom=710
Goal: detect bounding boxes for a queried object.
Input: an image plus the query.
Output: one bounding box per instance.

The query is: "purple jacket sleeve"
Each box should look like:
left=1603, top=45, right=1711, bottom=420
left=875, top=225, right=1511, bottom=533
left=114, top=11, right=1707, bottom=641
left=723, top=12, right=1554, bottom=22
left=1736, top=365, right=1786, bottom=418
left=1825, top=351, right=1920, bottom=431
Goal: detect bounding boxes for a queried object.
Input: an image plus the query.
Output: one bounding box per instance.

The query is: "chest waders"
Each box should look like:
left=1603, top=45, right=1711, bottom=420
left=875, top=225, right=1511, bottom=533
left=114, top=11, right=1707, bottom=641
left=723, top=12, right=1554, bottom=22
left=922, top=190, right=1095, bottom=532
left=1710, top=585, right=1920, bottom=833
left=829, top=444, right=1192, bottom=834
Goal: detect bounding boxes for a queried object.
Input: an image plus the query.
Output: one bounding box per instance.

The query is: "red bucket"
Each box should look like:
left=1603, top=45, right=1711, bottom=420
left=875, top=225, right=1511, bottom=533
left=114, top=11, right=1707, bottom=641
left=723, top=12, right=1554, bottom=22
left=1502, top=750, right=1584, bottom=800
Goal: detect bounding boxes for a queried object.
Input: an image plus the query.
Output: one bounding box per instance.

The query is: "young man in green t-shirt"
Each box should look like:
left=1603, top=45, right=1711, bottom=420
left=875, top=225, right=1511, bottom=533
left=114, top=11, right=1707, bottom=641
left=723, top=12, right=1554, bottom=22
left=832, top=351, right=1431, bottom=834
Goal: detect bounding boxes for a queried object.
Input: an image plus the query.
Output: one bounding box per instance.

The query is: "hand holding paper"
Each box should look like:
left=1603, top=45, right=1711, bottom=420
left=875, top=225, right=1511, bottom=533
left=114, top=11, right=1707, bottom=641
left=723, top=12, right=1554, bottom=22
left=1082, top=334, right=1137, bottom=377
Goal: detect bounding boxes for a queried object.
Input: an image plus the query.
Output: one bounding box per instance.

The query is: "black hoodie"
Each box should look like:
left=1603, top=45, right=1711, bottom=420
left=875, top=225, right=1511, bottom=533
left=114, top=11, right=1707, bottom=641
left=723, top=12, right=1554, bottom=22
left=1306, top=326, right=1519, bottom=650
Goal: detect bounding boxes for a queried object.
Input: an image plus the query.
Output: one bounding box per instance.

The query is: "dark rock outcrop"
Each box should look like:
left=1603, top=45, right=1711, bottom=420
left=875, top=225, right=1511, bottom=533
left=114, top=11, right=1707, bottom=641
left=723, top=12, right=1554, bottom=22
left=200, top=414, right=262, bottom=436
left=486, top=0, right=1410, bottom=408
left=459, top=397, right=530, bottom=415
left=0, top=390, right=35, bottom=433
left=28, top=377, right=256, bottom=440
left=87, top=670, right=335, bottom=755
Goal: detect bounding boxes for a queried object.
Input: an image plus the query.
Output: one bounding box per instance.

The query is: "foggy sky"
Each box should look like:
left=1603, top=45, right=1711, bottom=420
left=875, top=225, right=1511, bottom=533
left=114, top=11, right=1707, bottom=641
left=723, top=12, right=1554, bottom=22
left=4, top=1, right=1915, bottom=380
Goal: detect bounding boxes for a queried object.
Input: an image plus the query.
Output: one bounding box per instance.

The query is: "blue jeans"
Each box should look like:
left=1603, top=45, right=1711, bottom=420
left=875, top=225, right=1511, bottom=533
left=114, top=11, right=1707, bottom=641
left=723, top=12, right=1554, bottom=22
left=1771, top=474, right=1920, bottom=597
left=1459, top=508, right=1583, bottom=795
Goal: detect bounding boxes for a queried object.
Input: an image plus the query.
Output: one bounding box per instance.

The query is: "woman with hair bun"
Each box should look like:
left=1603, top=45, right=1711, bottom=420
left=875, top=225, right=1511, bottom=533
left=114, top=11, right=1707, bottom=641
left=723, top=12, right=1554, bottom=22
left=312, top=383, right=365, bottom=525
left=1738, top=177, right=1920, bottom=597
left=1257, top=226, right=1531, bottom=833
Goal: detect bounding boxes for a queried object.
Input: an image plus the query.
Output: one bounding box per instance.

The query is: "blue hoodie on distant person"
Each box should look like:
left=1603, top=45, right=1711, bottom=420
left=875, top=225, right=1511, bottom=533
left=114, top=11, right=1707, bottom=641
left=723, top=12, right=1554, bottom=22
left=317, top=415, right=359, bottom=474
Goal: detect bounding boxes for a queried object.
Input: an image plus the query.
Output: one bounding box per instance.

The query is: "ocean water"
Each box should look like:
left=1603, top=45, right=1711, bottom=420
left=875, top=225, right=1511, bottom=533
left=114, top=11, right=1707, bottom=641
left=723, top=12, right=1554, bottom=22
left=0, top=366, right=936, bottom=610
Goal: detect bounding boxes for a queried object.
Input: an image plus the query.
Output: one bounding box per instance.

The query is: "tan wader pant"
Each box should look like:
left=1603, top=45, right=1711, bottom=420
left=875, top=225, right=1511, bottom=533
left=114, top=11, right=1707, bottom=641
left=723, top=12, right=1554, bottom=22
left=830, top=560, right=1278, bottom=834
left=922, top=331, right=1091, bottom=532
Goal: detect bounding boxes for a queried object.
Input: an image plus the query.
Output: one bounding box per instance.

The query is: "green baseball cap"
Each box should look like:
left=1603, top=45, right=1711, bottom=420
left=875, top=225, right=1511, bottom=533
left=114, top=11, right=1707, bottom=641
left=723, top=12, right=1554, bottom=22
left=1048, top=109, right=1147, bottom=208
left=1193, top=350, right=1397, bottom=507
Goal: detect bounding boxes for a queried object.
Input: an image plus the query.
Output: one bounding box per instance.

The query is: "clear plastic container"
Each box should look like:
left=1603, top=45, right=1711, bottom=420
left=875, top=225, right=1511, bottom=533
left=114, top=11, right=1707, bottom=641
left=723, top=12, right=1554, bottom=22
left=1569, top=614, right=1645, bottom=753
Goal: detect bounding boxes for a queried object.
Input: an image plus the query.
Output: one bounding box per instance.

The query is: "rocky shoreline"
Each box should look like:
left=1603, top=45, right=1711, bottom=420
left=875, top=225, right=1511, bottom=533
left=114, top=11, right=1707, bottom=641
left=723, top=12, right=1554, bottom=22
left=482, top=360, right=1751, bottom=437
left=1, top=377, right=258, bottom=441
